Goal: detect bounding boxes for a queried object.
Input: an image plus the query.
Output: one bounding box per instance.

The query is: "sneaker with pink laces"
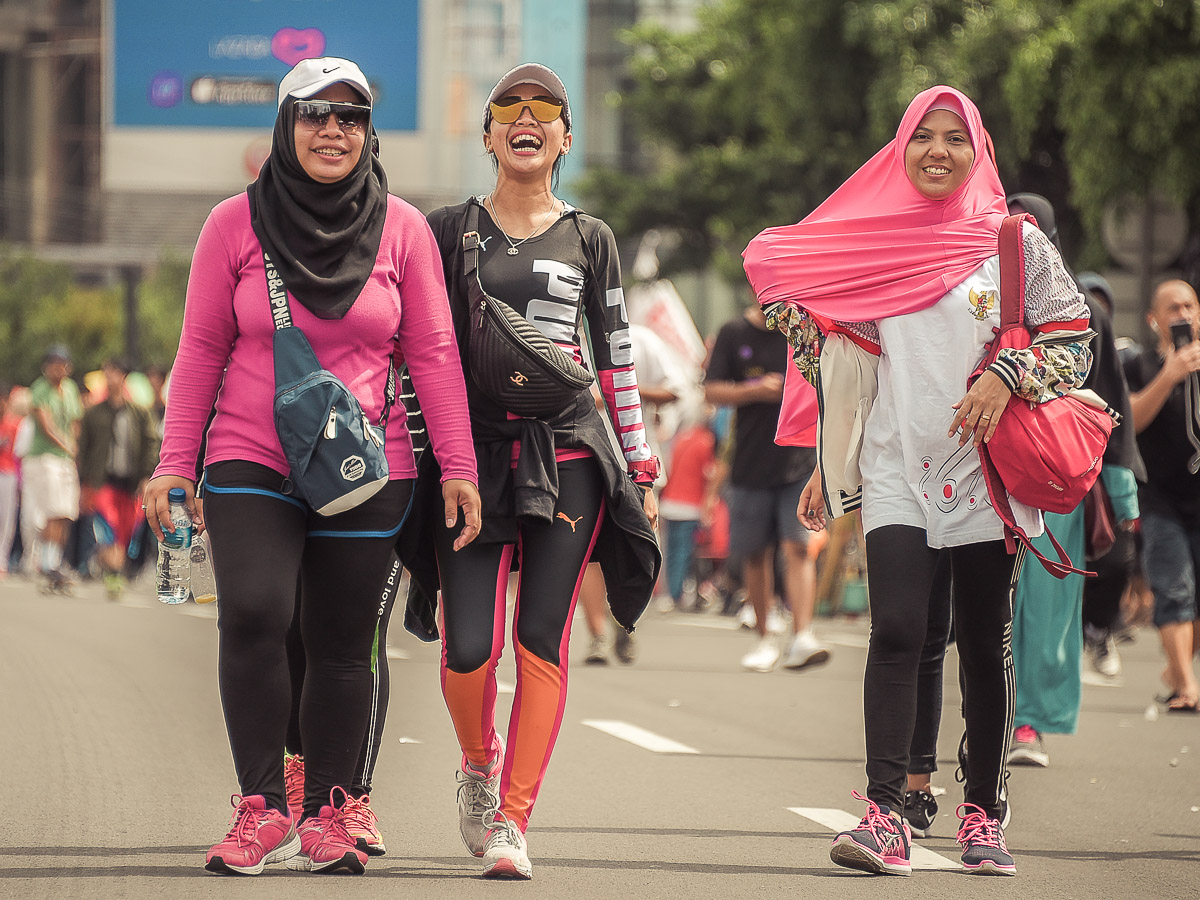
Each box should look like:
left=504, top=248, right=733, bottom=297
left=204, top=794, right=299, bottom=875
left=341, top=793, right=387, bottom=856
left=829, top=791, right=912, bottom=876
left=456, top=735, right=505, bottom=857
left=286, top=787, right=368, bottom=874
left=957, top=802, right=1016, bottom=875
left=283, top=752, right=305, bottom=822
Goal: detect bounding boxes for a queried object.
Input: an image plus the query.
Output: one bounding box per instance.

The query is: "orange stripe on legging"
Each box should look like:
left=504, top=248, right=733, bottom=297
left=500, top=509, right=603, bottom=831
left=501, top=644, right=566, bottom=830
left=439, top=544, right=512, bottom=769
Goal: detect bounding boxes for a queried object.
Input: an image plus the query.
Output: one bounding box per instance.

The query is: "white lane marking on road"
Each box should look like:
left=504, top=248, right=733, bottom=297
left=385, top=647, right=410, bottom=660
left=582, top=720, right=700, bottom=754
left=788, top=808, right=959, bottom=870
left=674, top=618, right=740, bottom=631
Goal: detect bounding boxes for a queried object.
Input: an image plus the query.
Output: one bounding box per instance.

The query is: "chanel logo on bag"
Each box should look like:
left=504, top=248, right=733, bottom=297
left=341, top=456, right=366, bottom=482
left=510, top=372, right=528, bottom=386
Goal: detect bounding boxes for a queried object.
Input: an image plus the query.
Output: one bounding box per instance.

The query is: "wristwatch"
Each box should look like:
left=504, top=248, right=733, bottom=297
left=628, top=456, right=661, bottom=485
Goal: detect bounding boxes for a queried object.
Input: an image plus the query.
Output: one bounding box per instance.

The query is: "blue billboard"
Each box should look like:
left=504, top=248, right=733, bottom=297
left=112, top=0, right=419, bottom=130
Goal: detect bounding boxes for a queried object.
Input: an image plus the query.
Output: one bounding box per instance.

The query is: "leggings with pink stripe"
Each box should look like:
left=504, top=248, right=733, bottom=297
left=434, top=457, right=605, bottom=832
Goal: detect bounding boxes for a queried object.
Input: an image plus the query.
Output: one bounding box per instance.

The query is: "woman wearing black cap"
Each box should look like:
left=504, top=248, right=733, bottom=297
left=144, top=56, right=480, bottom=876
left=402, top=62, right=660, bottom=879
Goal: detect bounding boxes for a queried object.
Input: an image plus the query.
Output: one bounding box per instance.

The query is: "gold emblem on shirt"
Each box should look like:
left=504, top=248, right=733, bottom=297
left=968, top=288, right=997, bottom=321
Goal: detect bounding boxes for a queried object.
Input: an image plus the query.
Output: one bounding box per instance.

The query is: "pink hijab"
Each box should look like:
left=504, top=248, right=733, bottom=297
left=742, top=85, right=1006, bottom=322
left=742, top=86, right=1007, bottom=446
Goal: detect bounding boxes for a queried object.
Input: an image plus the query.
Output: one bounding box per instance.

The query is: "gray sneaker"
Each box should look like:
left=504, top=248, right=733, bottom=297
left=456, top=738, right=504, bottom=857
left=584, top=635, right=609, bottom=665
left=482, top=811, right=532, bottom=879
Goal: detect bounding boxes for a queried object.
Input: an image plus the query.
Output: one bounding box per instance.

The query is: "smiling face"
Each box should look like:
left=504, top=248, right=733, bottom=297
left=292, top=82, right=367, bottom=183
left=484, top=83, right=571, bottom=181
left=904, top=109, right=975, bottom=200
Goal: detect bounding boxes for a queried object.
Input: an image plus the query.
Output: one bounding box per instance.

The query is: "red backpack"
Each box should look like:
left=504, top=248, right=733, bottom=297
left=975, top=215, right=1116, bottom=578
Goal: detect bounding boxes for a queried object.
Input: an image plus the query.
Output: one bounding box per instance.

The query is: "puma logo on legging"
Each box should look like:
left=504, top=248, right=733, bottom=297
left=556, top=512, right=583, bottom=532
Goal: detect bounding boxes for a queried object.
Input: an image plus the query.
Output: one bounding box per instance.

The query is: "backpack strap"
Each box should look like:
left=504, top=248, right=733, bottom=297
left=997, top=215, right=1027, bottom=329
left=263, top=250, right=293, bottom=330
left=462, top=196, right=483, bottom=278
left=263, top=247, right=394, bottom=428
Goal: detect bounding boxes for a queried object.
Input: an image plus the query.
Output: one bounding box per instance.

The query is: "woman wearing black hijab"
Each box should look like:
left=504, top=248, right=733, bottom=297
left=1005, top=193, right=1142, bottom=766
left=144, top=57, right=480, bottom=875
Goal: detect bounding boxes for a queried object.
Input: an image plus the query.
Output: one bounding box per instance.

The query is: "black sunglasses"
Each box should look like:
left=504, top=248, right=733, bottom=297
left=294, top=100, right=371, bottom=134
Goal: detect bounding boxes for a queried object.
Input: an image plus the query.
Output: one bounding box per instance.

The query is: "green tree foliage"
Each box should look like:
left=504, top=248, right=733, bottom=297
left=581, top=0, right=1200, bottom=279
left=1005, top=0, right=1200, bottom=237
left=0, top=247, right=188, bottom=386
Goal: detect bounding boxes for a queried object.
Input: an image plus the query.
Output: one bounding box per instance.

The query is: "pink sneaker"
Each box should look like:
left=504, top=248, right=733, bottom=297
left=283, top=752, right=305, bottom=822
left=829, top=791, right=912, bottom=876
left=286, top=787, right=368, bottom=874
left=342, top=793, right=387, bottom=856
left=204, top=794, right=299, bottom=875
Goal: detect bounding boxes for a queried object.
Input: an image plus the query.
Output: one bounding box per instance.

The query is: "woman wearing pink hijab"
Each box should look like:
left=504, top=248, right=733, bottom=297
left=744, top=86, right=1092, bottom=877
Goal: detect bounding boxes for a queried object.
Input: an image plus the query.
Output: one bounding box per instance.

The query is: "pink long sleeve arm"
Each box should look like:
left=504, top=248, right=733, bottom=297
left=396, top=220, right=478, bottom=485
left=154, top=214, right=239, bottom=481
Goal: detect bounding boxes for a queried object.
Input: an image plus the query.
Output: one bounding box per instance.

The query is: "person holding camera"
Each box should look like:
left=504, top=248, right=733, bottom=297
left=145, top=57, right=479, bottom=875
left=1123, top=279, right=1200, bottom=713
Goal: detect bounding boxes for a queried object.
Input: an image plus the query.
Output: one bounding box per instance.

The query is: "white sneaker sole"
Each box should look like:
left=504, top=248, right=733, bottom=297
left=1007, top=746, right=1049, bottom=767
left=285, top=849, right=365, bottom=874
left=483, top=855, right=533, bottom=879
left=829, top=835, right=911, bottom=876
left=782, top=648, right=831, bottom=670
left=206, top=832, right=300, bottom=875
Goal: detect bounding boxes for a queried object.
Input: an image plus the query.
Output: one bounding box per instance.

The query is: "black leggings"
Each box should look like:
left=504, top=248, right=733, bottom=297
left=1082, top=529, right=1136, bottom=634
left=906, top=551, right=952, bottom=776
left=864, top=526, right=1019, bottom=818
left=286, top=553, right=401, bottom=796
left=203, top=461, right=411, bottom=818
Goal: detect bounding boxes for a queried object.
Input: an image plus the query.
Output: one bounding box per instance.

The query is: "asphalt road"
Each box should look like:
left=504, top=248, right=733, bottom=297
left=2, top=572, right=1198, bottom=899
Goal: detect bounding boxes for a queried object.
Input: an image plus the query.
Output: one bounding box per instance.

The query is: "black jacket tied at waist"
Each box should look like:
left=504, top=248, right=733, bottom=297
left=399, top=390, right=661, bottom=641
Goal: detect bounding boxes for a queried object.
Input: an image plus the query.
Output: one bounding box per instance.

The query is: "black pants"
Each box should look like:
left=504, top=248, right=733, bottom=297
left=907, top=551, right=952, bottom=776
left=286, top=553, right=401, bottom=796
left=1082, top=529, right=1136, bottom=634
left=203, top=461, right=411, bottom=818
left=864, top=526, right=1018, bottom=818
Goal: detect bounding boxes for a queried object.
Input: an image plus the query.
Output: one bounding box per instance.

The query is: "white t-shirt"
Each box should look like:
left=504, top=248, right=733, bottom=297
left=859, top=254, right=1043, bottom=547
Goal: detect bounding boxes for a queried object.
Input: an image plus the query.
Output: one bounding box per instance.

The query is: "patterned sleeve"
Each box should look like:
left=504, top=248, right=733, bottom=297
left=765, top=303, right=879, bottom=387
left=582, top=218, right=657, bottom=481
left=986, top=222, right=1093, bottom=403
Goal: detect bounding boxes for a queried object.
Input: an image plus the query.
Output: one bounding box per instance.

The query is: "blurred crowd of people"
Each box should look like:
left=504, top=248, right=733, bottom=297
left=0, top=347, right=167, bottom=598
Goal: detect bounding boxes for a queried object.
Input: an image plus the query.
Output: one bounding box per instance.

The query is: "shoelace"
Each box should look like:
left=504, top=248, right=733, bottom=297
left=340, top=794, right=378, bottom=834
left=850, top=790, right=901, bottom=836
left=956, top=803, right=1007, bottom=849
left=483, top=810, right=522, bottom=849
left=223, top=794, right=261, bottom=848
left=1013, top=724, right=1038, bottom=743
left=283, top=754, right=305, bottom=811
left=457, top=768, right=499, bottom=818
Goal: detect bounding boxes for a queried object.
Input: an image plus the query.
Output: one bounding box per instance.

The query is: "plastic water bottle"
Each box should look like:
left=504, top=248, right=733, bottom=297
left=189, top=532, right=218, bottom=604
left=156, top=487, right=193, bottom=604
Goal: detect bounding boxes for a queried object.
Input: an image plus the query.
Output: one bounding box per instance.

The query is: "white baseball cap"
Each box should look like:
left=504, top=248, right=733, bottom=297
left=484, top=63, right=571, bottom=129
left=277, top=57, right=372, bottom=108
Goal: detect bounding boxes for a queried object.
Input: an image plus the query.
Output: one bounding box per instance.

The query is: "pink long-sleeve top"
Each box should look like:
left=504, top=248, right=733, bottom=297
left=155, top=193, right=477, bottom=487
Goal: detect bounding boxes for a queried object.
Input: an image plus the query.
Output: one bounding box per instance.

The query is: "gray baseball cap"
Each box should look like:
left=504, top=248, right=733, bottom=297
left=484, top=63, right=571, bottom=130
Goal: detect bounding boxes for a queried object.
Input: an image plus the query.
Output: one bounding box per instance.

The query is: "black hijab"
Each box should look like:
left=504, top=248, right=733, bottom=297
left=248, top=94, right=388, bottom=320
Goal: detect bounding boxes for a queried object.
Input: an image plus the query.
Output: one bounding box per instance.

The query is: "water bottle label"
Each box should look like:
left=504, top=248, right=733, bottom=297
left=162, top=526, right=192, bottom=549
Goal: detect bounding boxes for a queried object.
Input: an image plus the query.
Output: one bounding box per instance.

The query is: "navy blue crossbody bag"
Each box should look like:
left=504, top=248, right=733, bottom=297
left=265, top=250, right=395, bottom=516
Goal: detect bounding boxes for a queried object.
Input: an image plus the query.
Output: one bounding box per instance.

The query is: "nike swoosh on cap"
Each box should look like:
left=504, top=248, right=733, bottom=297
left=322, top=67, right=338, bottom=74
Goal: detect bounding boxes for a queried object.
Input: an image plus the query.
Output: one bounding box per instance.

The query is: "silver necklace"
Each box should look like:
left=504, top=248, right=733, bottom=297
left=487, top=193, right=557, bottom=256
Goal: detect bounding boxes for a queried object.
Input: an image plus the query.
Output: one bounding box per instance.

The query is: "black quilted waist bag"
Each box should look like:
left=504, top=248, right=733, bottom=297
left=462, top=199, right=594, bottom=418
